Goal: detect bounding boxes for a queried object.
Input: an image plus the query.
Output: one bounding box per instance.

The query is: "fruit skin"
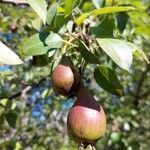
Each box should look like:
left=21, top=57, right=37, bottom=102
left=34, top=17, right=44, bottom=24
left=51, top=56, right=81, bottom=96
left=67, top=87, right=106, bottom=144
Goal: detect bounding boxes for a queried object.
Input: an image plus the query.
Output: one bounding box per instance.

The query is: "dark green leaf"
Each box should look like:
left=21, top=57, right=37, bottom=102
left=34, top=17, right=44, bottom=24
left=94, top=65, right=123, bottom=96
left=5, top=111, right=17, bottom=128
left=23, top=32, right=63, bottom=56
left=32, top=54, right=49, bottom=67
left=78, top=40, right=100, bottom=64
left=0, top=115, right=4, bottom=125
left=116, top=12, right=128, bottom=33
left=90, top=18, right=115, bottom=38
left=46, top=3, right=58, bottom=25
left=54, top=14, right=66, bottom=31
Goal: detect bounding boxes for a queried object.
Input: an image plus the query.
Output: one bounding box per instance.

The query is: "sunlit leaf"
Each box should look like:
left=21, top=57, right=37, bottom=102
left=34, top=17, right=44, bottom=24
left=76, top=6, right=136, bottom=25
left=32, top=17, right=42, bottom=31
left=97, top=38, right=136, bottom=71
left=0, top=99, right=8, bottom=107
left=0, top=42, right=23, bottom=65
left=26, top=0, right=47, bottom=24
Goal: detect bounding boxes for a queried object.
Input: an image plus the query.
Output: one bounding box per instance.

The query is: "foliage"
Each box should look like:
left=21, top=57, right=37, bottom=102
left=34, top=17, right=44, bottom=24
left=0, top=0, right=150, bottom=150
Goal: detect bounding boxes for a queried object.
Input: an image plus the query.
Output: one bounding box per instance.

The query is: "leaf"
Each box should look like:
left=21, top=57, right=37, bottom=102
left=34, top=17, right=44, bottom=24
left=90, top=18, right=115, bottom=37
left=26, top=0, right=47, bottom=24
left=67, top=21, right=74, bottom=34
left=0, top=115, right=4, bottom=125
left=46, top=3, right=58, bottom=25
left=0, top=99, right=8, bottom=107
left=97, top=38, right=149, bottom=70
left=32, top=17, right=42, bottom=31
left=116, top=12, right=128, bottom=33
left=23, top=32, right=63, bottom=56
left=92, top=0, right=104, bottom=8
left=33, top=54, right=49, bottom=67
left=64, top=0, right=78, bottom=17
left=94, top=65, right=123, bottom=96
left=0, top=42, right=23, bottom=65
left=45, top=33, right=63, bottom=48
left=76, top=12, right=91, bottom=25
left=5, top=111, right=17, bottom=128
left=78, top=40, right=100, bottom=64
left=92, top=6, right=136, bottom=16
left=76, top=6, right=136, bottom=25
left=54, top=14, right=66, bottom=30
left=97, top=38, right=133, bottom=71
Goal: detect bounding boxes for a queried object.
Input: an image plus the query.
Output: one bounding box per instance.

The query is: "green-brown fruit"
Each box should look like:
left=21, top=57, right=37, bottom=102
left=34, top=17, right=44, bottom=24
left=67, top=87, right=106, bottom=145
left=51, top=56, right=81, bottom=96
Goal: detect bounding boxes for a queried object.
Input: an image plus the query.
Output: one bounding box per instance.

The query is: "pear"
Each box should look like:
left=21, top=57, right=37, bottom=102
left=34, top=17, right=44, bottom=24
left=51, top=56, right=81, bottom=96
left=67, top=87, right=106, bottom=144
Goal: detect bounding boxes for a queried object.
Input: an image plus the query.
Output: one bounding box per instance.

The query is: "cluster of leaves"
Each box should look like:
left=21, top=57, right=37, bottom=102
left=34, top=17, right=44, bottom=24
left=19, top=0, right=148, bottom=97
left=0, top=0, right=150, bottom=149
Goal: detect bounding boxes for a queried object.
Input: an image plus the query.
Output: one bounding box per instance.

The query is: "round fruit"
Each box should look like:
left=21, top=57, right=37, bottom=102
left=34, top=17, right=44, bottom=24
left=67, top=87, right=106, bottom=144
left=51, top=56, right=81, bottom=96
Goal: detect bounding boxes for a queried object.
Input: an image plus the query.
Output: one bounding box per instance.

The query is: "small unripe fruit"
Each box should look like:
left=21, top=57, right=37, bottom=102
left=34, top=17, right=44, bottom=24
left=67, top=87, right=106, bottom=144
left=51, top=56, right=81, bottom=96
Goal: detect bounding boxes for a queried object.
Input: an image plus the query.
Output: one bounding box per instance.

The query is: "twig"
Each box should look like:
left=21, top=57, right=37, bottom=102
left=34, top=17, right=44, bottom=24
left=9, top=77, right=47, bottom=100
left=133, top=62, right=150, bottom=105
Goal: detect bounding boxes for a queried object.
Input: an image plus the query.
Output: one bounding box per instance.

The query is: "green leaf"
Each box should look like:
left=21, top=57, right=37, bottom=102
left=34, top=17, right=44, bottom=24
left=0, top=115, right=4, bottom=125
left=94, top=65, right=123, bottom=96
left=54, top=14, right=66, bottom=31
left=90, top=18, right=115, bottom=37
left=92, top=6, right=136, bottom=16
left=45, top=33, right=63, bottom=49
left=23, top=32, right=63, bottom=56
left=33, top=54, right=49, bottom=67
left=64, top=0, right=78, bottom=17
left=116, top=12, right=128, bottom=33
left=5, top=111, right=17, bottom=128
left=76, top=6, right=136, bottom=25
left=97, top=38, right=149, bottom=71
left=32, top=17, right=42, bottom=31
left=0, top=99, right=8, bottom=107
left=26, top=0, right=47, bottom=24
left=46, top=3, right=58, bottom=25
left=97, top=38, right=133, bottom=71
left=78, top=40, right=100, bottom=64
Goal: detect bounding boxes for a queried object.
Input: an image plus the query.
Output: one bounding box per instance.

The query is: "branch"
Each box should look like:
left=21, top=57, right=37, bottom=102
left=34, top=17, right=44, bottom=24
left=9, top=77, right=47, bottom=100
left=133, top=62, right=150, bottom=105
left=1, top=0, right=27, bottom=5
left=139, top=89, right=150, bottom=99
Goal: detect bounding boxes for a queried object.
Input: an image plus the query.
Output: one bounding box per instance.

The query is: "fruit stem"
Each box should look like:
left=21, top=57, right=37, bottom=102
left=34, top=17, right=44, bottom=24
left=78, top=144, right=96, bottom=150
